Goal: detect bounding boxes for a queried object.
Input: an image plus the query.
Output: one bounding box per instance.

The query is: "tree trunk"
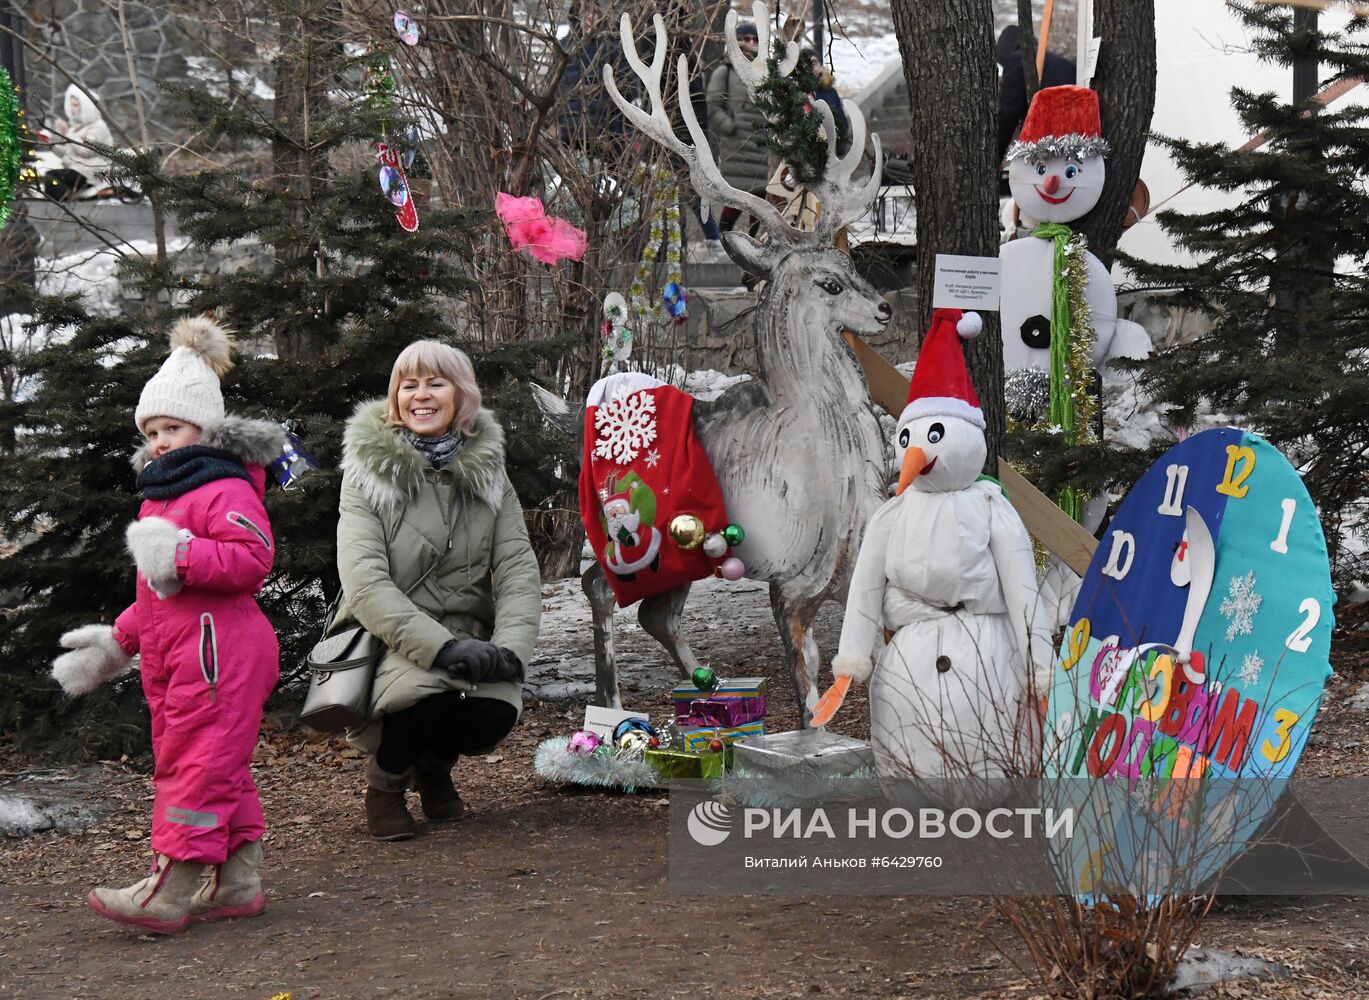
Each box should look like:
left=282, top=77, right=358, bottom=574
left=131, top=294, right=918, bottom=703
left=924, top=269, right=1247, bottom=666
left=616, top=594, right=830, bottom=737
left=1074, top=0, right=1156, bottom=267
left=890, top=0, right=1004, bottom=472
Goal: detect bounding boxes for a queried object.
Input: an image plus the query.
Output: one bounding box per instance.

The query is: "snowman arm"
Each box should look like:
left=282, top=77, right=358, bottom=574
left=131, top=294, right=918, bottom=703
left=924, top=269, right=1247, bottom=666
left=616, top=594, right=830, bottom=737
left=833, top=504, right=895, bottom=684
left=987, top=490, right=1054, bottom=692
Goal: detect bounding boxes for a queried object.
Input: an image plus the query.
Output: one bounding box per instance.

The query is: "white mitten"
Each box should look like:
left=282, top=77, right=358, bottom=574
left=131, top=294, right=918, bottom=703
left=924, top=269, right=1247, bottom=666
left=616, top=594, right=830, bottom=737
left=126, top=517, right=191, bottom=598
left=52, top=625, right=133, bottom=695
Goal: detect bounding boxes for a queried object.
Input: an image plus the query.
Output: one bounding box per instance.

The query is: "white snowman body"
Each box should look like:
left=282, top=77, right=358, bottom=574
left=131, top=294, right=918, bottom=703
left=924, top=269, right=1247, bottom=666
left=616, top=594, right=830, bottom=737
left=832, top=408, right=1053, bottom=780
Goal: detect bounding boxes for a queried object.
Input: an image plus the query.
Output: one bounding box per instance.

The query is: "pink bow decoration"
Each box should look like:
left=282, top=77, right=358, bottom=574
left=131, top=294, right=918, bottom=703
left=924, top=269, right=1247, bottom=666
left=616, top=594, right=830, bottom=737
left=495, top=192, right=588, bottom=265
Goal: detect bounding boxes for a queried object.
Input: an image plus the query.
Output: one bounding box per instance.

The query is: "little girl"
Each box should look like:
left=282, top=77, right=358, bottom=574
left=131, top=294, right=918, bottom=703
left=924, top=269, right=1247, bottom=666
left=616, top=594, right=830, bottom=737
left=52, top=317, right=284, bottom=935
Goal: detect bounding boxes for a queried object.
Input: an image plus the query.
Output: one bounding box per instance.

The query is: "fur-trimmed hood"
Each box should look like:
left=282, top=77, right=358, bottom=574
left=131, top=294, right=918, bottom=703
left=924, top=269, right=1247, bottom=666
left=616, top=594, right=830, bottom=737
left=131, top=415, right=286, bottom=474
left=340, top=399, right=508, bottom=513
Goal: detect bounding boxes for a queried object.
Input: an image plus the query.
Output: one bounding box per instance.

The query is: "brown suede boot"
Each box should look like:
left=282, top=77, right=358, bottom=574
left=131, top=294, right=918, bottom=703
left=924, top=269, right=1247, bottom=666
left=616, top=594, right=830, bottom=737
left=365, top=759, right=416, bottom=841
left=88, top=854, right=202, bottom=935
left=190, top=840, right=266, bottom=922
left=413, top=753, right=465, bottom=823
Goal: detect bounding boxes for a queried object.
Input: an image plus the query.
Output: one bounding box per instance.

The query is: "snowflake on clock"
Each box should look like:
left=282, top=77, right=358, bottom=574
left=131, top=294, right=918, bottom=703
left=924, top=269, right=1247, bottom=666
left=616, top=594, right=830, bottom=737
left=1238, top=650, right=1264, bottom=687
left=594, top=390, right=657, bottom=465
left=1219, top=570, right=1263, bottom=642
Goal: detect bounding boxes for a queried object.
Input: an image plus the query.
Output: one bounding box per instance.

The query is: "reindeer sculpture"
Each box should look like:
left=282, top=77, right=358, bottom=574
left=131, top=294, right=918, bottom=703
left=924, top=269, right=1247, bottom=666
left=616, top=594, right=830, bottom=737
left=538, top=4, right=893, bottom=720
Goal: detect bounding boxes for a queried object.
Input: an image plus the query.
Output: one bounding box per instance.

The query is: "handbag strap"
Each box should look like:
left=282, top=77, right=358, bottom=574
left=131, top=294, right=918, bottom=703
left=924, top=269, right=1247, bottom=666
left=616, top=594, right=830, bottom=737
left=321, top=482, right=464, bottom=638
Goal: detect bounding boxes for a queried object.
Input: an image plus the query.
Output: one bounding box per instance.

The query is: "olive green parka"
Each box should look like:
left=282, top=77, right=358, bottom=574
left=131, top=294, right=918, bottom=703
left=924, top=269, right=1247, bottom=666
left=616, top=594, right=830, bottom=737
left=335, top=400, right=541, bottom=753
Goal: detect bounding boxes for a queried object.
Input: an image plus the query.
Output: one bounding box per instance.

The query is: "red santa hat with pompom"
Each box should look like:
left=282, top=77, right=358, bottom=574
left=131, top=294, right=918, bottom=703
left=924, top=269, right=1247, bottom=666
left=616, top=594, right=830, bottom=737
left=1005, top=84, right=1110, bottom=163
left=902, top=308, right=984, bottom=429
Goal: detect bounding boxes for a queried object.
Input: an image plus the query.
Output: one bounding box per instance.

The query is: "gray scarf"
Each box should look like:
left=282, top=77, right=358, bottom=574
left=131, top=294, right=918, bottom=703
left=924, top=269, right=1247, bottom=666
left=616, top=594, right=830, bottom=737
left=401, top=427, right=465, bottom=469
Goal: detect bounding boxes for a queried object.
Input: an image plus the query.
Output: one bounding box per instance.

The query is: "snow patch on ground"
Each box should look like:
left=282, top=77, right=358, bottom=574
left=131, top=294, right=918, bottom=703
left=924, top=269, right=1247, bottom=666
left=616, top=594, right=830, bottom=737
left=35, top=239, right=188, bottom=317
left=0, top=769, right=111, bottom=836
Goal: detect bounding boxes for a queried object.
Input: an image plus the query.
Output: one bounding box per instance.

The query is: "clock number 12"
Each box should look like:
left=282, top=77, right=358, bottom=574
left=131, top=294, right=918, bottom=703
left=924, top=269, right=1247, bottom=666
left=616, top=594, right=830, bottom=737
left=1216, top=444, right=1256, bottom=499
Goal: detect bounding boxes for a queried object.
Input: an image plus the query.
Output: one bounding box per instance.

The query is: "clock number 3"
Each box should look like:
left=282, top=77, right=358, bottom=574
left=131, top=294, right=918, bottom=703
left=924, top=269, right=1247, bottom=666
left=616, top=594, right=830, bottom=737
left=1285, top=598, right=1320, bottom=653
left=1261, top=708, right=1301, bottom=764
left=1216, top=444, right=1256, bottom=498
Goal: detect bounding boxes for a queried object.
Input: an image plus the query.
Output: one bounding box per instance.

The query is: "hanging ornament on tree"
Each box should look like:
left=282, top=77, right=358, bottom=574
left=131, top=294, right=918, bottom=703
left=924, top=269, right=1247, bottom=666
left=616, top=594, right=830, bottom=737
left=375, top=141, right=419, bottom=232
left=628, top=165, right=685, bottom=331
left=495, top=192, right=588, bottom=265
left=601, top=291, right=633, bottom=367
left=393, top=9, right=420, bottom=46
left=663, top=282, right=688, bottom=324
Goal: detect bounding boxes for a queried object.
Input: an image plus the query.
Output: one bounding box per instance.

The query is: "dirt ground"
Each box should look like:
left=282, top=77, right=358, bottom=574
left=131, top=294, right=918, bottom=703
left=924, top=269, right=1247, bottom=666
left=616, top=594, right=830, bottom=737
left=2, top=583, right=1369, bottom=999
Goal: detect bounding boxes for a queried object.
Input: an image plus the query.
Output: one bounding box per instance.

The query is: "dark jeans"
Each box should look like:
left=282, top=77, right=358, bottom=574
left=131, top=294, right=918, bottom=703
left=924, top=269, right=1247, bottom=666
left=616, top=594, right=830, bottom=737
left=375, top=692, right=517, bottom=774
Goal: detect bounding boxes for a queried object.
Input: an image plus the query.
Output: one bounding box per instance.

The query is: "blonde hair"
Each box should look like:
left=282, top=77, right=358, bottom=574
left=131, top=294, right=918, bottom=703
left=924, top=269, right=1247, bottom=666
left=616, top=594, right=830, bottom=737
left=386, top=340, right=483, bottom=436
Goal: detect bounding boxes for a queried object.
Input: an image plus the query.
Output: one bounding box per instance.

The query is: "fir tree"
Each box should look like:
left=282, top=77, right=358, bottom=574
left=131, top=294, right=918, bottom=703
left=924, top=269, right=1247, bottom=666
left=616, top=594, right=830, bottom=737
left=1120, top=3, right=1369, bottom=588
left=753, top=39, right=827, bottom=184
left=0, top=2, right=571, bottom=754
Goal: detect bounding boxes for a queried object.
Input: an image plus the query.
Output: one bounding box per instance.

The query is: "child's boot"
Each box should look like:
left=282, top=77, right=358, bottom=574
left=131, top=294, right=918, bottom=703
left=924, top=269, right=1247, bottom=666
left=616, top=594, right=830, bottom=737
left=88, top=854, right=201, bottom=935
left=190, top=840, right=266, bottom=921
left=365, top=757, right=416, bottom=841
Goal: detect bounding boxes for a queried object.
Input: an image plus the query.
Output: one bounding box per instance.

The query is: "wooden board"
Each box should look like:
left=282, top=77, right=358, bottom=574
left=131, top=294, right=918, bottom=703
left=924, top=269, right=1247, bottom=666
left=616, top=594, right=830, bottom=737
left=842, top=331, right=1099, bottom=576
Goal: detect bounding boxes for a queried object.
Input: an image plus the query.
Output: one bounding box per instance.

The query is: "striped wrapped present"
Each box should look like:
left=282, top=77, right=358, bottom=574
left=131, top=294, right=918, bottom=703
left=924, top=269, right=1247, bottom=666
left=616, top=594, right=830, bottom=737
left=679, top=720, right=765, bottom=752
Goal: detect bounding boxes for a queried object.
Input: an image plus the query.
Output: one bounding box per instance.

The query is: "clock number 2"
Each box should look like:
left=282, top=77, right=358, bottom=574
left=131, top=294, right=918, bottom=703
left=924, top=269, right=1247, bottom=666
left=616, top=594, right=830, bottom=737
left=1216, top=444, right=1256, bottom=499
left=1261, top=708, right=1301, bottom=765
left=1285, top=598, right=1320, bottom=654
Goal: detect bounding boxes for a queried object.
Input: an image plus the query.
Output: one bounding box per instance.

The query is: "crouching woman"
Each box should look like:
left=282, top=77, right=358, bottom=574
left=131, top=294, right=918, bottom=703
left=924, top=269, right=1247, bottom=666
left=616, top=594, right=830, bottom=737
left=337, top=341, right=541, bottom=840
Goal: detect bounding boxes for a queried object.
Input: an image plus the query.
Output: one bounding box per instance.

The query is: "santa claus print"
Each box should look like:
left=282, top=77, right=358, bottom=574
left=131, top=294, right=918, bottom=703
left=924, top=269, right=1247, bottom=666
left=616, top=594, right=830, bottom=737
left=598, top=471, right=662, bottom=580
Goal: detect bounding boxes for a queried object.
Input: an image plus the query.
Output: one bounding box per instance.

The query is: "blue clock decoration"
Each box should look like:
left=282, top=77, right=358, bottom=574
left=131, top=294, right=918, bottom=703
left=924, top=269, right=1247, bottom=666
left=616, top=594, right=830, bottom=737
left=1043, top=427, right=1335, bottom=896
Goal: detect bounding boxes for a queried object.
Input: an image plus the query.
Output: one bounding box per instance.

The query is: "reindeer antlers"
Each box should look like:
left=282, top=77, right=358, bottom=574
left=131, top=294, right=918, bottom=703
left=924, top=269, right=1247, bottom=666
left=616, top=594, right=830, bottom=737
left=603, top=1, right=883, bottom=249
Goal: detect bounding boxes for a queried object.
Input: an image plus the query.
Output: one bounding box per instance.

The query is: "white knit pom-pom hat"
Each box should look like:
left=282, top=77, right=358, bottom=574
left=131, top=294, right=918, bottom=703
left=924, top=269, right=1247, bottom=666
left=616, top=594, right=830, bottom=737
left=134, top=316, right=235, bottom=431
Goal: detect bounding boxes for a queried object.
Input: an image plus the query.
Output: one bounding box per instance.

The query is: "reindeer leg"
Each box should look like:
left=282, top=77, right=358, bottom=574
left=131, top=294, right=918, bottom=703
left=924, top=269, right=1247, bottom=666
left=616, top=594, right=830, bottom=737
left=582, top=564, right=622, bottom=709
left=770, top=583, right=822, bottom=724
left=638, top=584, right=702, bottom=681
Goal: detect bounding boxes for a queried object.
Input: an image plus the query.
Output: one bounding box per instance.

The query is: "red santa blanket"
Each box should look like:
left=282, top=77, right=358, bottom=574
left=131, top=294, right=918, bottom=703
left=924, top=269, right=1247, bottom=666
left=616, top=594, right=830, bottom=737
left=579, top=373, right=731, bottom=607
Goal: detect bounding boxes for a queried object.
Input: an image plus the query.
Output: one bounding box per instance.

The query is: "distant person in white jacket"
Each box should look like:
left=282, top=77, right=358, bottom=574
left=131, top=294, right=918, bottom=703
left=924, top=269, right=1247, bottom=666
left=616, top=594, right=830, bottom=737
left=43, top=84, right=115, bottom=200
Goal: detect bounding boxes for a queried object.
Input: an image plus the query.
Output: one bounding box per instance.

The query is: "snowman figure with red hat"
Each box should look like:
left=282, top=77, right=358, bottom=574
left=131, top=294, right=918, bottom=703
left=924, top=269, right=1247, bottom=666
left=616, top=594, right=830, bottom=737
left=810, top=309, right=1053, bottom=779
left=1001, top=85, right=1151, bottom=425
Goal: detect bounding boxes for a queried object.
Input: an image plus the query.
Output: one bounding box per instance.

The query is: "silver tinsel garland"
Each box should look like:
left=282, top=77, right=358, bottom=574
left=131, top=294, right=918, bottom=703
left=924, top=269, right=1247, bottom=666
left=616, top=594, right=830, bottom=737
left=1005, top=367, right=1053, bottom=424
left=534, top=736, right=663, bottom=792
left=1005, top=135, right=1110, bottom=163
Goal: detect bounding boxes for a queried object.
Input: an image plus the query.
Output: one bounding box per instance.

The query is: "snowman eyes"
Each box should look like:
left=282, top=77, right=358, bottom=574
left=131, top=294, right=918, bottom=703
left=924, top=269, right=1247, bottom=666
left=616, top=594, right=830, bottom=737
left=927, top=423, right=944, bottom=444
left=1064, top=163, right=1081, bottom=179
left=898, top=428, right=911, bottom=448
left=1033, top=162, right=1047, bottom=176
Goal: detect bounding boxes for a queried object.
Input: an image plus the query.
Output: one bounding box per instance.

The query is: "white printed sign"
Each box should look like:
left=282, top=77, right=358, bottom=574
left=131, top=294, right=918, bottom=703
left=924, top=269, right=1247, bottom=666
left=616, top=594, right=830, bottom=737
left=583, top=705, right=649, bottom=740
left=932, top=254, right=1001, bottom=311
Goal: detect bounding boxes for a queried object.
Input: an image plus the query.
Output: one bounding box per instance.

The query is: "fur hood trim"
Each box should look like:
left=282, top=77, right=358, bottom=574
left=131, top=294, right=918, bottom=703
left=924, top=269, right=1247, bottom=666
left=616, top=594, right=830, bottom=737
left=131, top=415, right=286, bottom=473
left=341, top=399, right=508, bottom=513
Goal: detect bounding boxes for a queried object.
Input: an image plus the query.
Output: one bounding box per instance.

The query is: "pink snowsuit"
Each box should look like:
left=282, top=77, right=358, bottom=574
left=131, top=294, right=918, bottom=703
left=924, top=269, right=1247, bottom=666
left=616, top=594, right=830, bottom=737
left=113, top=457, right=279, bottom=865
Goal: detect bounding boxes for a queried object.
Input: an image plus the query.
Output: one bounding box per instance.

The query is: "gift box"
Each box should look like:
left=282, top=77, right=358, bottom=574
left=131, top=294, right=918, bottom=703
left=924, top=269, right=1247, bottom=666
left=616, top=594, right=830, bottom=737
left=731, top=729, right=873, bottom=779
left=644, top=746, right=726, bottom=781
left=678, top=696, right=767, bottom=728
left=680, top=720, right=765, bottom=752
left=670, top=677, right=766, bottom=715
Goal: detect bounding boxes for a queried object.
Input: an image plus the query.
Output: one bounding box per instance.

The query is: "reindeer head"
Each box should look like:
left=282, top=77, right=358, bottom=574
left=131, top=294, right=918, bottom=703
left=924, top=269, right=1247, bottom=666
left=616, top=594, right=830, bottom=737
left=604, top=2, right=884, bottom=262
left=727, top=235, right=892, bottom=338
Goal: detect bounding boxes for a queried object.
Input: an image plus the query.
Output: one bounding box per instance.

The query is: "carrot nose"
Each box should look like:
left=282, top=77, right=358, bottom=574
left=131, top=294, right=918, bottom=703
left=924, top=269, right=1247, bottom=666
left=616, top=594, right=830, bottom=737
left=1044, top=174, right=1061, bottom=195
left=896, top=446, right=927, bottom=496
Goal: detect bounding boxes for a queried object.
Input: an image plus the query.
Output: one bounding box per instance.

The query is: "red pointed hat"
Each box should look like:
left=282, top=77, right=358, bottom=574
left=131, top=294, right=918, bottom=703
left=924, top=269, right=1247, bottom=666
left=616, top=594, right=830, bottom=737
left=1006, top=85, right=1110, bottom=162
left=903, top=309, right=984, bottom=429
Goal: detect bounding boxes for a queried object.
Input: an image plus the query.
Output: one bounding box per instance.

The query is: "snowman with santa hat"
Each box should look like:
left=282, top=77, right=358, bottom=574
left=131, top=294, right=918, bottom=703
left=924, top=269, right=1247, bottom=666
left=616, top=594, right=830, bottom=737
left=810, top=309, right=1054, bottom=780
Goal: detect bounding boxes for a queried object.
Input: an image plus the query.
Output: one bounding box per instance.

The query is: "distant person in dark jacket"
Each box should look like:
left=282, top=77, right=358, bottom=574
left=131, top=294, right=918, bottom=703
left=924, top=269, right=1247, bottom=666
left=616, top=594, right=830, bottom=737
left=996, top=25, right=1077, bottom=164
left=802, top=49, right=852, bottom=157
left=558, top=2, right=634, bottom=151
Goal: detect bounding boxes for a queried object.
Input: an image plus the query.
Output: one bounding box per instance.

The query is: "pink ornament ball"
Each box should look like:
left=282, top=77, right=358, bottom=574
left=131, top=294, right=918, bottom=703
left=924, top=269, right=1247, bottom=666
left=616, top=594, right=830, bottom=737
left=719, top=557, right=745, bottom=581
left=567, top=730, right=601, bottom=755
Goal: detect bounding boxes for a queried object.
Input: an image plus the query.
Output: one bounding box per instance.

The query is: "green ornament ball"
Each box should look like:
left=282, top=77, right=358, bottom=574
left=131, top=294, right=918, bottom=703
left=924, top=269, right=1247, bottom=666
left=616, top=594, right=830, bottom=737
left=722, top=523, right=745, bottom=547
left=691, top=667, right=718, bottom=691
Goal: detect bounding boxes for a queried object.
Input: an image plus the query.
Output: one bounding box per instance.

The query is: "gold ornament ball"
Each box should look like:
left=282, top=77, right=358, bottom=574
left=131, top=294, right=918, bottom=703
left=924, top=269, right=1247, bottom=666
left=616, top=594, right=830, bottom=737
left=669, top=514, right=706, bottom=550
left=618, top=730, right=650, bottom=753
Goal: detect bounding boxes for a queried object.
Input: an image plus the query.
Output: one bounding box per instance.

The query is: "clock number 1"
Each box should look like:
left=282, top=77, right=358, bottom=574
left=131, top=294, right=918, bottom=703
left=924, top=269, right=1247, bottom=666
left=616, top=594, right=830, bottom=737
left=1285, top=598, right=1320, bottom=654
left=1270, top=498, right=1296, bottom=554
left=1216, top=444, right=1256, bottom=499
left=1158, top=464, right=1189, bottom=516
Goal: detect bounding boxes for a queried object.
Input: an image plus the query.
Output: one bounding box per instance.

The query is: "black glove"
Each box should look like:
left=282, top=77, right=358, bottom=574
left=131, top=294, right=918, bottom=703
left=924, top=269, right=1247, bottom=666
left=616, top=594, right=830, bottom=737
left=434, top=639, right=523, bottom=683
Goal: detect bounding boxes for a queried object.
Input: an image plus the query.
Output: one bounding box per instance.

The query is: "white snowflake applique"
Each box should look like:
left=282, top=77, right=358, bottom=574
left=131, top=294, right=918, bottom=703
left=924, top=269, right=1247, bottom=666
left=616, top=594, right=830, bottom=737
left=1219, top=570, right=1263, bottom=642
left=644, top=448, right=661, bottom=469
left=1238, top=651, right=1264, bottom=687
left=594, top=390, right=657, bottom=465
